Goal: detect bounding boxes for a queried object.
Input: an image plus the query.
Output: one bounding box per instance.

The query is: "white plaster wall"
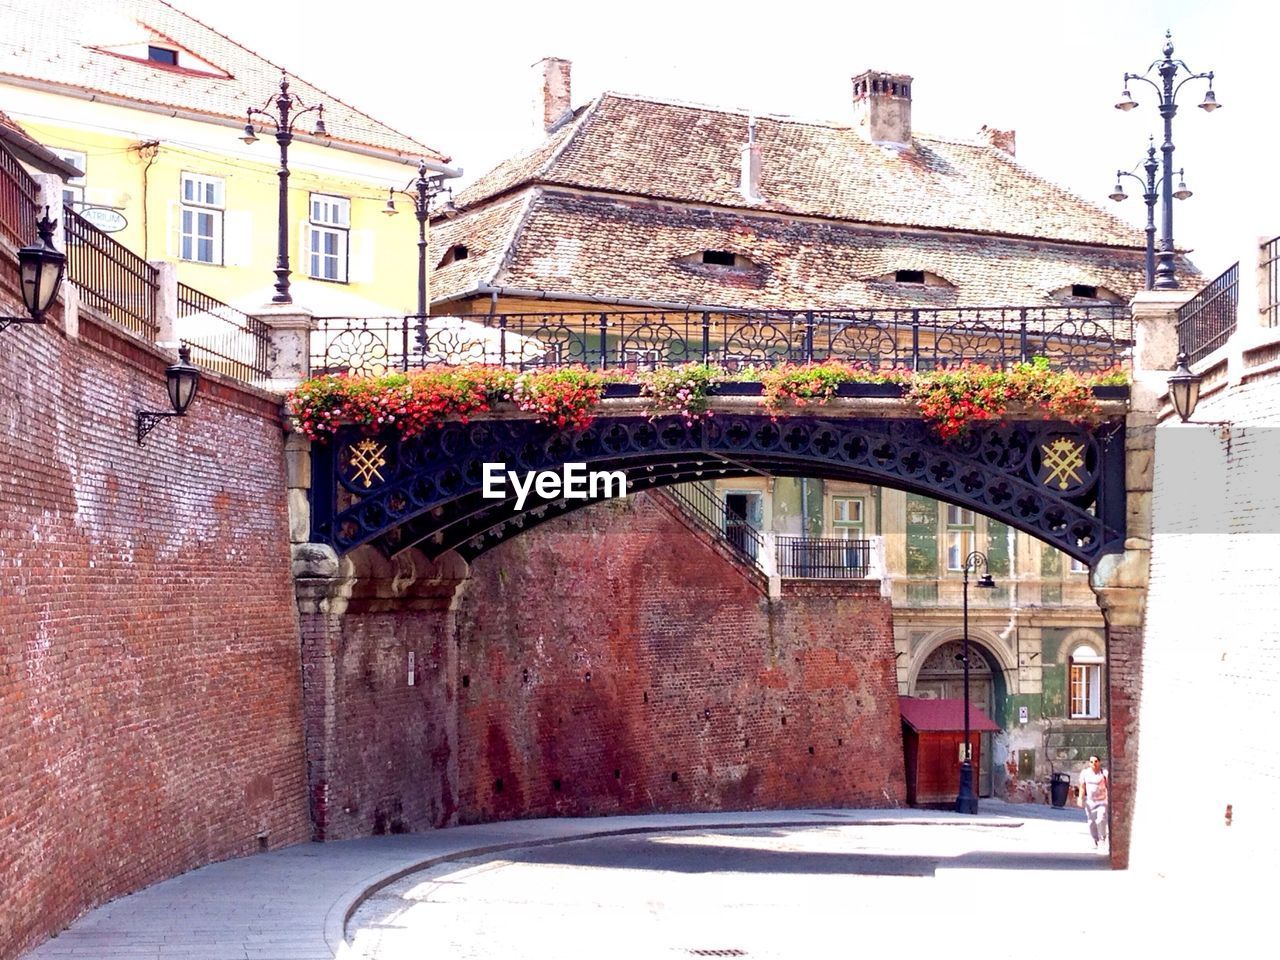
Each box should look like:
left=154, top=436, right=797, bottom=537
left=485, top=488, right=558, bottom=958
left=1132, top=362, right=1280, bottom=877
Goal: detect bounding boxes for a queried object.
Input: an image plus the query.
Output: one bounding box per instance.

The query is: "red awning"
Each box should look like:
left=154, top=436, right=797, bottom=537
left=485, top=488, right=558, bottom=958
left=899, top=696, right=1000, bottom=733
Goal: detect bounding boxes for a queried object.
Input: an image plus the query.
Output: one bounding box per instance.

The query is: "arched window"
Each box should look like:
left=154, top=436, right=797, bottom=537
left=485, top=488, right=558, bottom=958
left=1069, top=644, right=1104, bottom=719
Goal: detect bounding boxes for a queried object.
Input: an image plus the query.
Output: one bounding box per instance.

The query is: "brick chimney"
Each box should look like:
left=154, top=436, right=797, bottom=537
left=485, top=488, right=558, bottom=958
left=852, top=70, right=913, bottom=146
left=534, top=57, right=573, bottom=136
left=978, top=125, right=1016, bottom=157
left=740, top=116, right=762, bottom=201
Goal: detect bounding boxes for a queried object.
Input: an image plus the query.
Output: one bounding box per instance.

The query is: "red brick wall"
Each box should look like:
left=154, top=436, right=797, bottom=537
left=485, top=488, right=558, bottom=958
left=0, top=272, right=309, bottom=960
left=451, top=493, right=906, bottom=822
left=302, top=593, right=461, bottom=841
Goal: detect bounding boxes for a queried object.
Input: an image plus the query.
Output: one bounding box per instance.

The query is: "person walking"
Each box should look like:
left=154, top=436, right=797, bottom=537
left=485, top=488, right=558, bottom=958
left=1077, top=755, right=1109, bottom=847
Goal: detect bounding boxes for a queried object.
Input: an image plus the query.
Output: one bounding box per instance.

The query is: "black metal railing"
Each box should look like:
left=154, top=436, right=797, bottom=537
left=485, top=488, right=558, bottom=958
left=775, top=536, right=872, bottom=579
left=663, top=482, right=767, bottom=566
left=1176, top=263, right=1238, bottom=364
left=177, top=283, right=270, bottom=383
left=0, top=142, right=39, bottom=249
left=1263, top=237, right=1280, bottom=329
left=311, top=305, right=1132, bottom=376
left=62, top=204, right=158, bottom=339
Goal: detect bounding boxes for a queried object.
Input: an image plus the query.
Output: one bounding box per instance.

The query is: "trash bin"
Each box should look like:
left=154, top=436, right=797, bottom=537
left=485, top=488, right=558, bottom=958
left=1051, top=771, right=1071, bottom=808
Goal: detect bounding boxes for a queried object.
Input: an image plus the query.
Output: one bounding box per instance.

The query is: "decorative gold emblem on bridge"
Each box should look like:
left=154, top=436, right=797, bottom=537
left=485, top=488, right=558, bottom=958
left=1041, top=437, right=1085, bottom=490
left=348, top=438, right=388, bottom=488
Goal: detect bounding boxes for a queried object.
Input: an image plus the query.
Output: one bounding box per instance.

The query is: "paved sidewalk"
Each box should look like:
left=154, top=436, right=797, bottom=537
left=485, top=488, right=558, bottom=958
left=22, top=803, right=1109, bottom=960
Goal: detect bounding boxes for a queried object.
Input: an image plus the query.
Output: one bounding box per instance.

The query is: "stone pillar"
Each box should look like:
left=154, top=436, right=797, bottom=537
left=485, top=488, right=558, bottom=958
left=1092, top=289, right=1190, bottom=868
left=150, top=260, right=179, bottom=346
left=253, top=302, right=315, bottom=392
left=293, top=542, right=353, bottom=841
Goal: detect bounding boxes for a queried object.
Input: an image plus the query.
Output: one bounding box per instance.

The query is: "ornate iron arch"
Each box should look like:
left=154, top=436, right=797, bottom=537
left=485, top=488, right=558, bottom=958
left=309, top=413, right=1126, bottom=565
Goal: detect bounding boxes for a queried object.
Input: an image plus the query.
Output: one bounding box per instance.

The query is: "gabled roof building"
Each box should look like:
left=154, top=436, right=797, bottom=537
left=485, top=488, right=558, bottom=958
left=0, top=0, right=454, bottom=313
left=431, top=60, right=1160, bottom=315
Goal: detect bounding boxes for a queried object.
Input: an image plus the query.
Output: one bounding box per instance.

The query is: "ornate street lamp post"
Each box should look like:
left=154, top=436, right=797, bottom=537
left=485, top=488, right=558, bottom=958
left=1114, top=31, right=1219, bottom=290
left=382, top=160, right=450, bottom=319
left=1108, top=137, right=1192, bottom=291
left=241, top=74, right=328, bottom=304
left=956, top=550, right=995, bottom=815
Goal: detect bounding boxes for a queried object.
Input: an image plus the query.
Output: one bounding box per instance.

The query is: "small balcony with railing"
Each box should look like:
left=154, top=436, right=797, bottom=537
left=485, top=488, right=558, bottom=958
left=661, top=482, right=882, bottom=588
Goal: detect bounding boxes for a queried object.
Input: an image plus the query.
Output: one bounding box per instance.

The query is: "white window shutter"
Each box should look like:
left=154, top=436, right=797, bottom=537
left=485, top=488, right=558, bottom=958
left=348, top=229, right=374, bottom=284
left=298, top=220, right=312, bottom=278
left=166, top=201, right=181, bottom=259
left=223, top=211, right=254, bottom=266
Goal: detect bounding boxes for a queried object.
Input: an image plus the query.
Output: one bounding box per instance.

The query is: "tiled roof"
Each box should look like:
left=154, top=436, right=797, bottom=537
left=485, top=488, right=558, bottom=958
left=430, top=192, right=533, bottom=300
left=899, top=697, right=1000, bottom=733
left=0, top=0, right=446, bottom=162
left=454, top=92, right=1144, bottom=249
left=0, top=105, right=83, bottom=177
left=431, top=188, right=1157, bottom=311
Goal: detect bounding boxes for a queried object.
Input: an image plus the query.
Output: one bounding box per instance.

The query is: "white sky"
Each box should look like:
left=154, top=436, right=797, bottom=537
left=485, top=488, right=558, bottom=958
left=180, top=0, right=1278, bottom=281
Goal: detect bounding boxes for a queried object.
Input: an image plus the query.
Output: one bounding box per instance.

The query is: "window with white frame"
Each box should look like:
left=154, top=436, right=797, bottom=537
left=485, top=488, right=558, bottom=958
left=1069, top=644, right=1104, bottom=719
left=831, top=496, right=864, bottom=539
left=180, top=172, right=224, bottom=264
left=53, top=149, right=86, bottom=208
left=308, top=194, right=350, bottom=282
left=945, top=505, right=975, bottom=570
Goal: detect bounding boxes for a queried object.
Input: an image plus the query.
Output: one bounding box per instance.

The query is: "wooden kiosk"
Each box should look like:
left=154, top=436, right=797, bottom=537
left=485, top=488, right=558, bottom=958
left=900, top=696, right=1001, bottom=807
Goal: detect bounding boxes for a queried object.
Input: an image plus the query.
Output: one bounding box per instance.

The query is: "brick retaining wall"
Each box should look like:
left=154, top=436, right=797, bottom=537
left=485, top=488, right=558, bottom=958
left=0, top=268, right=308, bottom=960
left=452, top=493, right=906, bottom=823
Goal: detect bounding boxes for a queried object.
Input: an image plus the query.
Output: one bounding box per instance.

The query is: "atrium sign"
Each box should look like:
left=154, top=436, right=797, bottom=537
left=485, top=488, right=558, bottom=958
left=482, top=462, right=627, bottom=510
left=79, top=207, right=128, bottom=233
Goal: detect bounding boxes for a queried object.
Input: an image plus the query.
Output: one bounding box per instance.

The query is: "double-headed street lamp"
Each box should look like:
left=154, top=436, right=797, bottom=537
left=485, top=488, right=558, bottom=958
left=382, top=161, right=451, bottom=319
left=1114, top=31, right=1219, bottom=290
left=241, top=74, right=328, bottom=304
left=1108, top=137, right=1192, bottom=291
left=956, top=550, right=995, bottom=815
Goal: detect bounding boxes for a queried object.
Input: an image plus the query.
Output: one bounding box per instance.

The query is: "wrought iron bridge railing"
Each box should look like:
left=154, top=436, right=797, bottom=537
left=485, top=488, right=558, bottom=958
left=663, top=482, right=767, bottom=567
left=177, top=283, right=270, bottom=383
left=0, top=142, right=39, bottom=251
left=312, top=305, right=1132, bottom=376
left=775, top=536, right=872, bottom=579
left=63, top=203, right=158, bottom=340
left=1176, top=262, right=1239, bottom=365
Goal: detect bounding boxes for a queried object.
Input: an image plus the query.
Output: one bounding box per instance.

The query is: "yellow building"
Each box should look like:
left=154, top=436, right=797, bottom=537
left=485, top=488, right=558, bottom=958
left=0, top=0, right=456, bottom=315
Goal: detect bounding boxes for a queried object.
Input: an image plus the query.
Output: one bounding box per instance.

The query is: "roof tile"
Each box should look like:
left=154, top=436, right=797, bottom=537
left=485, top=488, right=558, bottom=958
left=456, top=92, right=1144, bottom=248
left=432, top=188, right=1161, bottom=311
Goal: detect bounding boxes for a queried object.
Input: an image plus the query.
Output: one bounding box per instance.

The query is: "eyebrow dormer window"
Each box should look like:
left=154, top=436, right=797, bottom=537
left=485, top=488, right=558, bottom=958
left=1053, top=283, right=1121, bottom=303
left=895, top=269, right=925, bottom=284
left=148, top=46, right=178, bottom=66
left=437, top=244, right=469, bottom=268
left=702, top=250, right=736, bottom=266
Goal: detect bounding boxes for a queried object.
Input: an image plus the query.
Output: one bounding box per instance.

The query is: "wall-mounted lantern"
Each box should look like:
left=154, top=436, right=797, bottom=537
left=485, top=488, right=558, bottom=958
left=136, top=345, right=201, bottom=445
left=2, top=209, right=66, bottom=332
left=1166, top=351, right=1202, bottom=422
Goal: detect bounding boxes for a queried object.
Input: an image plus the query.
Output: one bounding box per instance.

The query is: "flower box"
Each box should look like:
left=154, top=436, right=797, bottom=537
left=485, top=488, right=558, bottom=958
left=834, top=382, right=906, bottom=398
left=707, top=382, right=764, bottom=397
left=603, top=383, right=643, bottom=399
